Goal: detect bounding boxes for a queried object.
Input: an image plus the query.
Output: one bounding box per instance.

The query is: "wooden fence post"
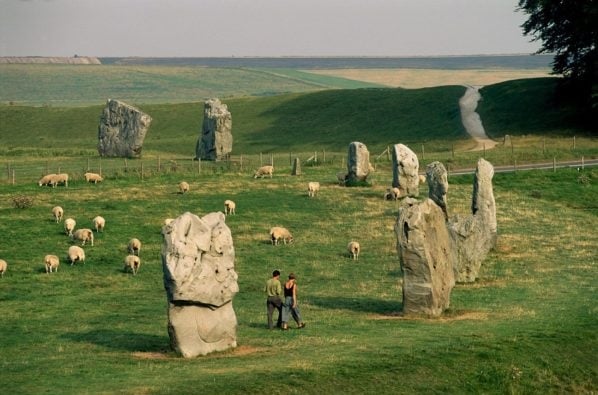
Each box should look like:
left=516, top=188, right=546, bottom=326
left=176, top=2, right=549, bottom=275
left=421, top=144, right=425, bottom=161
left=573, top=136, right=576, bottom=150
left=582, top=156, right=585, bottom=170
left=270, top=154, right=274, bottom=167
left=198, top=158, right=201, bottom=175
left=553, top=157, right=556, bottom=172
left=87, top=158, right=90, bottom=172
left=260, top=153, right=263, bottom=166
left=240, top=155, right=243, bottom=172
left=386, top=145, right=391, bottom=161
left=141, top=162, right=144, bottom=180
left=12, top=169, right=15, bottom=185
left=323, top=149, right=326, bottom=163
left=157, top=156, right=161, bottom=172
left=99, top=157, right=102, bottom=176
left=124, top=158, right=128, bottom=173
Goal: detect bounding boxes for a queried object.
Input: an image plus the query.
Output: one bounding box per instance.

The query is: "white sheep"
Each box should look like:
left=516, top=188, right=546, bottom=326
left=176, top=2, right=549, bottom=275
left=92, top=216, right=105, bottom=233
left=128, top=238, right=141, bottom=256
left=163, top=218, right=174, bottom=226
left=270, top=227, right=293, bottom=245
left=124, top=255, right=141, bottom=275
left=336, top=171, right=347, bottom=185
left=419, top=174, right=426, bottom=185
left=71, top=228, right=94, bottom=246
left=347, top=241, right=361, bottom=260
left=0, top=259, right=7, bottom=278
left=64, top=218, right=76, bottom=236
left=307, top=182, right=320, bottom=197
left=385, top=187, right=401, bottom=201
left=84, top=172, right=104, bottom=184
left=254, top=165, right=274, bottom=179
left=49, top=173, right=69, bottom=187
left=179, top=181, right=190, bottom=194
left=52, top=206, right=64, bottom=223
left=68, top=246, right=85, bottom=265
left=224, top=200, right=236, bottom=215
left=44, top=254, right=60, bottom=273
left=38, top=173, right=57, bottom=187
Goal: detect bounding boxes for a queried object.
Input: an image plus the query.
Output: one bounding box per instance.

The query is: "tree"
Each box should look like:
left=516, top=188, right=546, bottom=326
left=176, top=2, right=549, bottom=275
left=518, top=0, right=598, bottom=116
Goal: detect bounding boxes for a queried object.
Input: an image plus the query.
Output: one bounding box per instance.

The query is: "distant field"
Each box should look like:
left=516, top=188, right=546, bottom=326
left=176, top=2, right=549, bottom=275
left=305, top=68, right=553, bottom=89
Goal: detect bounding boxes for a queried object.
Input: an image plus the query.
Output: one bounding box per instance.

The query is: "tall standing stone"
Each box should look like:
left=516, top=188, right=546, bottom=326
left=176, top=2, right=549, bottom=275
left=97, top=99, right=152, bottom=158
left=291, top=157, right=302, bottom=176
left=426, top=161, right=449, bottom=219
left=161, top=212, right=238, bottom=358
left=346, top=141, right=371, bottom=184
left=392, top=144, right=420, bottom=197
left=195, top=99, right=232, bottom=161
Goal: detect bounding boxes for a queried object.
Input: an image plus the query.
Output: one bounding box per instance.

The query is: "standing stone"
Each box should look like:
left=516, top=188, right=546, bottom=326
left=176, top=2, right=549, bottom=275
left=448, top=158, right=497, bottom=282
left=97, top=99, right=152, bottom=158
left=161, top=211, right=238, bottom=358
left=426, top=161, right=449, bottom=219
left=195, top=99, right=232, bottom=161
left=392, top=144, right=420, bottom=197
left=346, top=141, right=371, bottom=184
left=395, top=198, right=456, bottom=316
left=291, top=157, right=302, bottom=176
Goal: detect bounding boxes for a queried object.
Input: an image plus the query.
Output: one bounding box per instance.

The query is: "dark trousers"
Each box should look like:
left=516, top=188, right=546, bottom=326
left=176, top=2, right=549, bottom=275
left=267, top=296, right=283, bottom=329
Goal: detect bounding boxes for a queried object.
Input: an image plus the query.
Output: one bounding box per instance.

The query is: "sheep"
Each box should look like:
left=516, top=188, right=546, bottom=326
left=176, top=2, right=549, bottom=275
left=84, top=172, right=104, bottom=184
left=49, top=173, right=69, bottom=187
left=71, top=228, right=94, bottom=246
left=38, top=173, right=57, bottom=187
left=67, top=246, right=85, bottom=265
left=179, top=181, right=190, bottom=194
left=307, top=182, right=320, bottom=197
left=336, top=171, right=347, bottom=185
left=64, top=218, right=76, bottom=236
left=254, top=165, right=274, bottom=179
left=224, top=200, right=236, bottom=215
left=163, top=218, right=174, bottom=226
left=44, top=254, right=60, bottom=273
left=269, top=227, right=293, bottom=245
left=347, top=241, right=361, bottom=260
left=128, top=238, right=141, bottom=256
left=385, top=187, right=401, bottom=201
left=124, top=255, right=141, bottom=275
left=52, top=206, right=64, bottom=223
left=0, top=259, right=7, bottom=278
left=419, top=174, right=427, bottom=184
left=92, top=216, right=105, bottom=233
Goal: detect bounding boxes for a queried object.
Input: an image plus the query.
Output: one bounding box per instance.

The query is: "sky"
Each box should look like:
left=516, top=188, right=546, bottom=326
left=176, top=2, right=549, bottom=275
left=0, top=0, right=541, bottom=57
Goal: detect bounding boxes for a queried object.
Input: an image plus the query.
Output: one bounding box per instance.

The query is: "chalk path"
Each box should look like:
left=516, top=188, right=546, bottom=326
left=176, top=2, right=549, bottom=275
left=459, top=86, right=497, bottom=151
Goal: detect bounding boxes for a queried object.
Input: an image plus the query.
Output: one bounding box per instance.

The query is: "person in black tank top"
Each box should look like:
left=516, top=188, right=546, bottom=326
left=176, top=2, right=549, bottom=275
left=281, top=273, right=305, bottom=330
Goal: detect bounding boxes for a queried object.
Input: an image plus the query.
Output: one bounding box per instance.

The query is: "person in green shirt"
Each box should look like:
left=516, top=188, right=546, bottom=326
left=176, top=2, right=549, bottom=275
left=265, top=270, right=283, bottom=329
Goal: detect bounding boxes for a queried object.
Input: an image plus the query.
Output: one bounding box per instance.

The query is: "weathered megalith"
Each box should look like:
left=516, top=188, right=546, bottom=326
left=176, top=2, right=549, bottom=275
left=161, top=211, right=238, bottom=358
left=97, top=99, right=152, bottom=158
left=448, top=158, right=497, bottom=282
left=346, top=141, right=371, bottom=184
left=392, top=144, right=420, bottom=197
left=426, top=161, right=449, bottom=219
left=291, top=157, right=302, bottom=176
left=195, top=99, right=232, bottom=161
left=395, top=198, right=456, bottom=316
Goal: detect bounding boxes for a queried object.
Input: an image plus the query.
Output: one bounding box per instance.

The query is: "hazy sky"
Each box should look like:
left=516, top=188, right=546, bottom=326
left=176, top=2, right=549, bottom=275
left=0, top=0, right=540, bottom=57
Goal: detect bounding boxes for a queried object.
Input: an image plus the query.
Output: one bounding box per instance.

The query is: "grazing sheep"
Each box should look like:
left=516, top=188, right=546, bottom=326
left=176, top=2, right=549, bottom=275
left=254, top=165, right=274, bottom=179
left=124, top=255, right=141, bottom=275
left=84, top=172, right=104, bottom=184
left=385, top=187, right=401, bottom=201
left=52, top=206, right=64, bottom=223
left=128, top=238, right=141, bottom=256
left=64, top=218, right=76, bottom=236
left=44, top=254, right=60, bottom=273
left=49, top=173, right=69, bottom=187
left=269, top=227, right=293, bottom=245
left=347, top=241, right=361, bottom=260
left=224, top=200, right=236, bottom=215
left=67, top=246, right=85, bottom=265
left=179, top=181, right=190, bottom=194
left=307, top=182, right=320, bottom=197
left=92, top=216, right=105, bottom=232
left=163, top=218, right=174, bottom=226
left=38, top=174, right=57, bottom=187
left=71, top=228, right=94, bottom=246
left=336, top=171, right=347, bottom=185
left=0, top=259, right=7, bottom=278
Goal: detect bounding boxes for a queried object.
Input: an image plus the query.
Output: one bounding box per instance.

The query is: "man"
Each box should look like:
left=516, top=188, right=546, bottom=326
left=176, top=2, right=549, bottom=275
left=265, top=269, right=283, bottom=329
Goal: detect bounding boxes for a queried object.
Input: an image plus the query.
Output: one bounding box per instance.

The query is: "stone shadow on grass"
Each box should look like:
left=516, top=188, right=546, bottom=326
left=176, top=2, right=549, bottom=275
left=62, top=329, right=169, bottom=353
left=309, top=296, right=402, bottom=315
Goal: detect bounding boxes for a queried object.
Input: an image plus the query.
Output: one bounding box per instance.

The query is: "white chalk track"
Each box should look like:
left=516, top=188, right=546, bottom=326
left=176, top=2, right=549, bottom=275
left=459, top=86, right=497, bottom=151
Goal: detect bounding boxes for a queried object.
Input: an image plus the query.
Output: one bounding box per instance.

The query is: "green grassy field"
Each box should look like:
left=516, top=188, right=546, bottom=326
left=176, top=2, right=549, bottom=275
left=0, top=69, right=597, bottom=393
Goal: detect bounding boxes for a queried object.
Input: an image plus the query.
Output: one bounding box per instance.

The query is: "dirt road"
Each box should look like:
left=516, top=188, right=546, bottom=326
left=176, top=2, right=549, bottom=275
left=459, top=86, right=497, bottom=151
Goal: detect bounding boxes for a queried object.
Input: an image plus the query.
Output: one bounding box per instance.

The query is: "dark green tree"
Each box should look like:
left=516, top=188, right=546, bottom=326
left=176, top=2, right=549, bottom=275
left=518, top=0, right=598, bottom=118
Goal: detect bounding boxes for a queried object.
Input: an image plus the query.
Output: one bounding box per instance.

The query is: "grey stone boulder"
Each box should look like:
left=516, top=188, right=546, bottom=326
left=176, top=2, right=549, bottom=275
left=97, top=99, right=152, bottom=158
left=426, top=161, right=449, bottom=219
left=161, top=211, right=238, bottom=357
left=196, top=99, right=233, bottom=161
left=392, top=144, right=420, bottom=197
left=346, top=141, right=371, bottom=183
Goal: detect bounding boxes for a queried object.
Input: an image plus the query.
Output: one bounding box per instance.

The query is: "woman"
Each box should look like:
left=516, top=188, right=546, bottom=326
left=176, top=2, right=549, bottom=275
left=281, top=273, right=306, bottom=330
